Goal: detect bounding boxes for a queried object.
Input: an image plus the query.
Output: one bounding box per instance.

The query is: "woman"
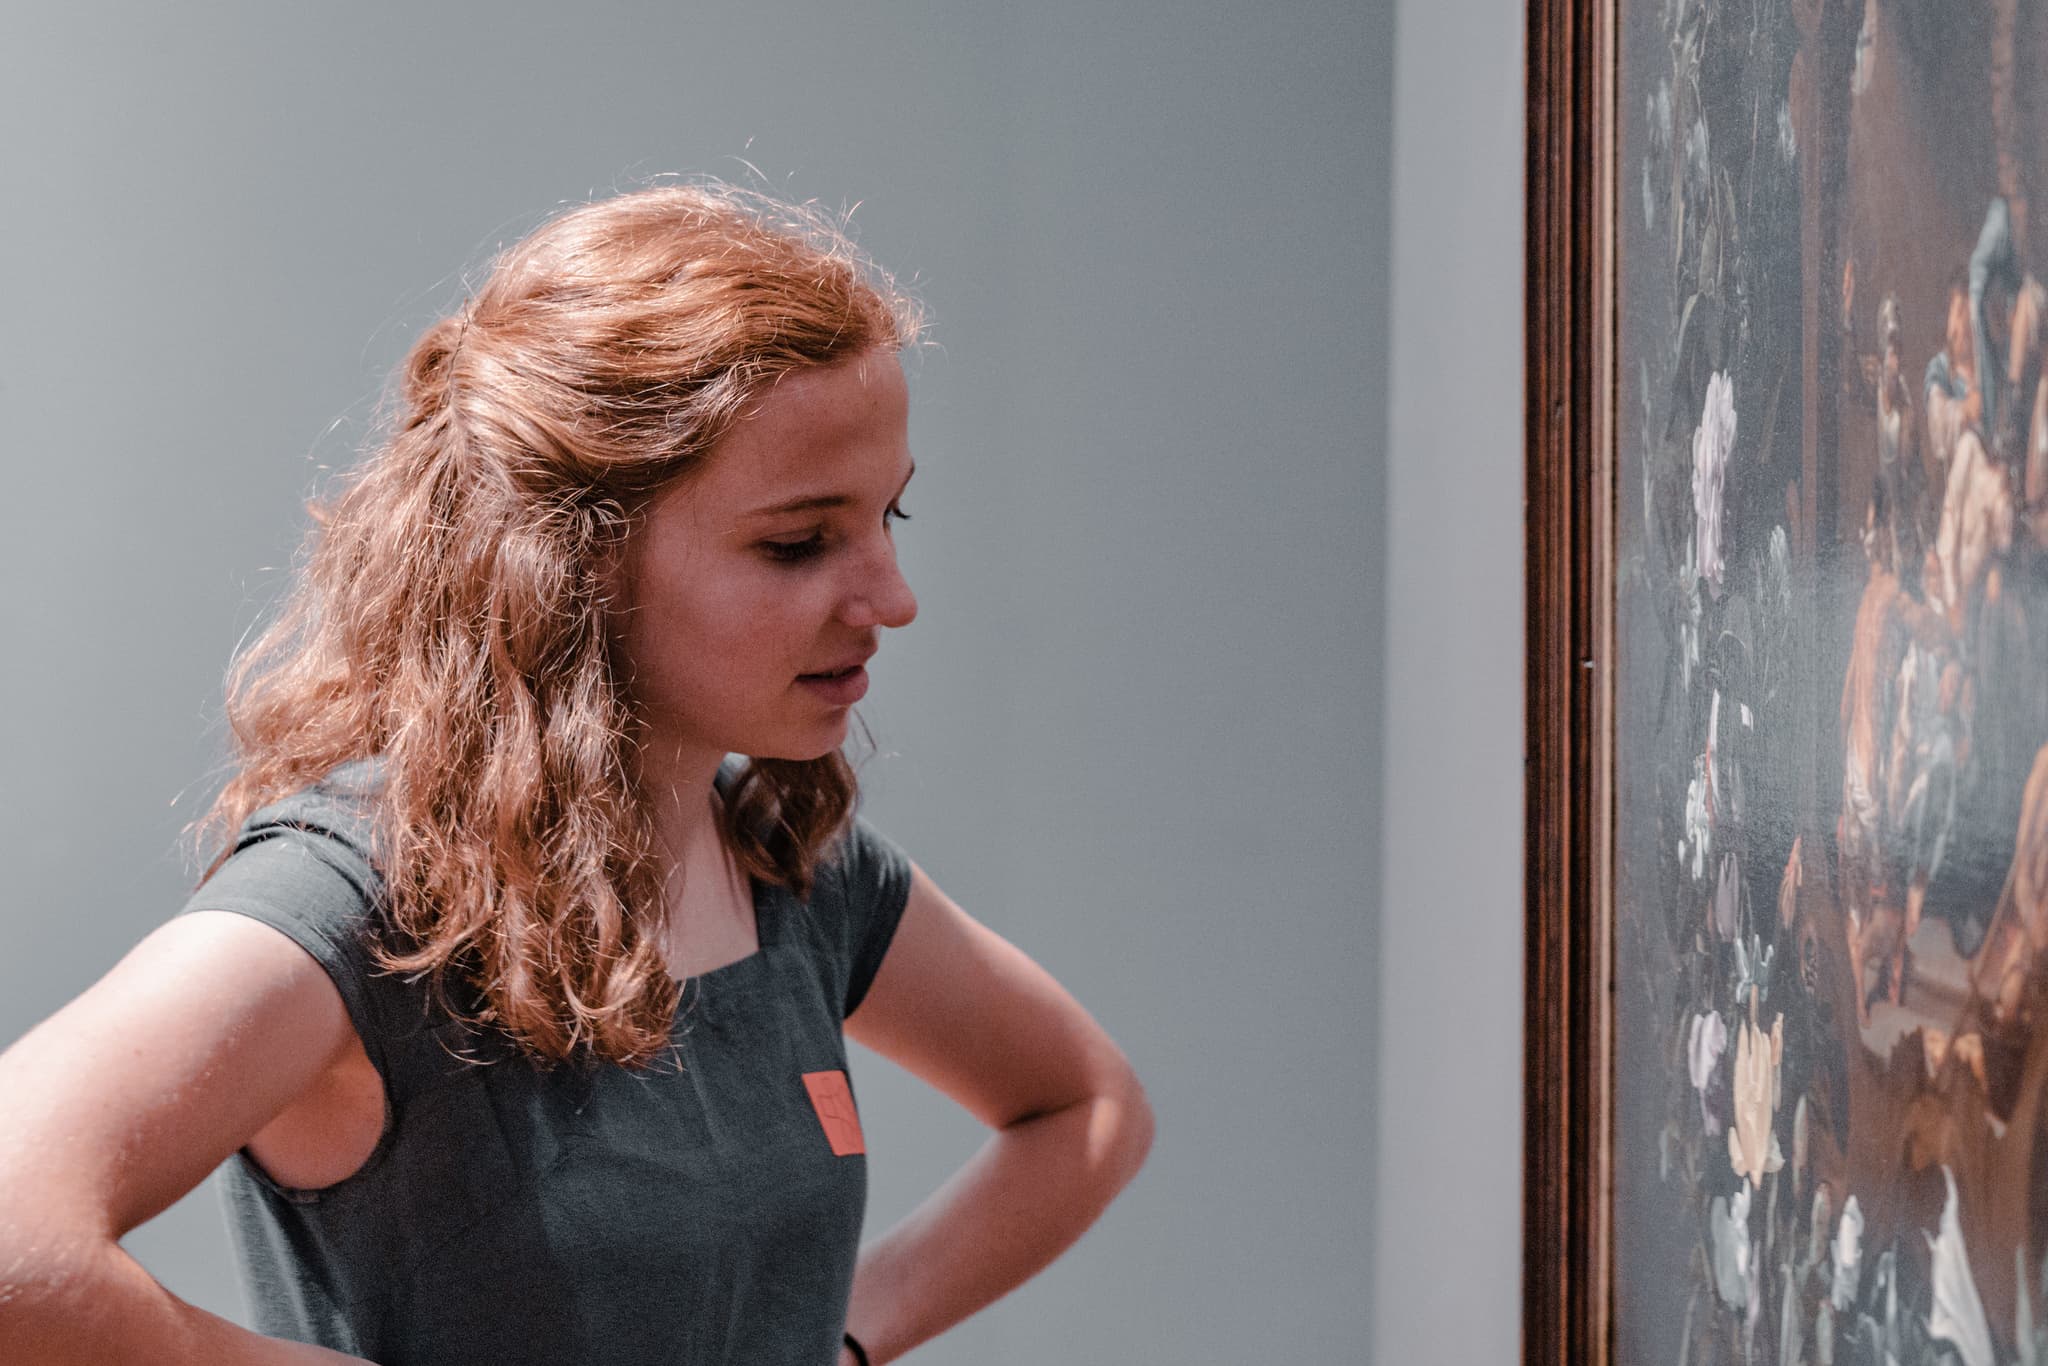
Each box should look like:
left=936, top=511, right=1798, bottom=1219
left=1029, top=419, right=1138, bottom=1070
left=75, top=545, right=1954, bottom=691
left=0, top=184, right=1154, bottom=1365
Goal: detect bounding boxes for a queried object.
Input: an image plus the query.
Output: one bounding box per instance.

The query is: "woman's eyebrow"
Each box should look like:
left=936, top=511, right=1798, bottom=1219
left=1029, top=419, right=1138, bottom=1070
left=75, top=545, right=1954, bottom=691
left=740, top=461, right=916, bottom=519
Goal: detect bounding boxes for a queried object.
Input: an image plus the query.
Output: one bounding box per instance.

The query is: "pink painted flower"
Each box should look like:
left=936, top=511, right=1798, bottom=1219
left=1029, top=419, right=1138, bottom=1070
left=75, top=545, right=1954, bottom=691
left=1727, top=1007, right=1784, bottom=1186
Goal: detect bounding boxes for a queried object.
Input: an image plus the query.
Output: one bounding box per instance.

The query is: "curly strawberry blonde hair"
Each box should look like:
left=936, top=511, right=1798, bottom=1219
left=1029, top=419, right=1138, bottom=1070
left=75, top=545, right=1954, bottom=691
left=188, top=183, right=923, bottom=1068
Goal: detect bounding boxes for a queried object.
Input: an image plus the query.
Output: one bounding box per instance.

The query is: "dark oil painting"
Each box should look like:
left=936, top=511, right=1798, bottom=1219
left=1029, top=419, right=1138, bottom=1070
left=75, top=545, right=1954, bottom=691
left=1616, top=2, right=2048, bottom=1362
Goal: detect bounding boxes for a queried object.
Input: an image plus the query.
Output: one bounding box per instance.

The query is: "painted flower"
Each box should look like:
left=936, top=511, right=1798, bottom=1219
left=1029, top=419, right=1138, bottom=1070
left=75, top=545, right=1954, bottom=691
left=1727, top=1007, right=1785, bottom=1186
left=1688, top=1011, right=1728, bottom=1134
left=1791, top=1093, right=1809, bottom=1187
left=1734, top=933, right=1773, bottom=1002
left=1927, top=1166, right=1993, bottom=1366
left=1693, top=370, right=1736, bottom=593
left=1777, top=834, right=1803, bottom=931
left=1688, top=1011, right=1727, bottom=1091
left=1806, top=1185, right=1832, bottom=1276
left=1679, top=538, right=1704, bottom=695
left=1711, top=1183, right=1757, bottom=1313
left=1714, top=852, right=1741, bottom=941
left=1684, top=116, right=1712, bottom=205
left=1778, top=1262, right=1804, bottom=1364
left=1682, top=755, right=1712, bottom=881
left=1707, top=690, right=1727, bottom=817
left=1873, top=1246, right=1901, bottom=1356
left=1831, top=1194, right=1863, bottom=1312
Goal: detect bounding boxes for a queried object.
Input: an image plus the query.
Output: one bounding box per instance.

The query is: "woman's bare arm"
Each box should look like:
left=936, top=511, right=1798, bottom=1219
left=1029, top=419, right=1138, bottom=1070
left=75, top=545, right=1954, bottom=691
left=0, top=911, right=378, bottom=1364
left=839, top=862, right=1155, bottom=1364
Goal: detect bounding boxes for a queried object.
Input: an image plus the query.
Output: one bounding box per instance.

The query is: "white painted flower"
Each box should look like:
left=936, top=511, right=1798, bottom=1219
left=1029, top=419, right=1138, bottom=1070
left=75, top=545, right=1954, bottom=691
left=1714, top=852, right=1742, bottom=941
left=1689, top=1012, right=1727, bottom=1091
left=1680, top=576, right=1702, bottom=691
left=1711, top=1183, right=1757, bottom=1313
left=1927, top=1166, right=1993, bottom=1366
left=1831, top=1194, right=1863, bottom=1311
left=1693, top=371, right=1736, bottom=593
left=1807, top=1185, right=1833, bottom=1274
left=1734, top=935, right=1773, bottom=1001
left=1875, top=1246, right=1901, bottom=1357
left=1684, top=116, right=1712, bottom=204
left=1683, top=757, right=1712, bottom=880
left=1689, top=1011, right=1728, bottom=1133
left=2016, top=1244, right=2036, bottom=1363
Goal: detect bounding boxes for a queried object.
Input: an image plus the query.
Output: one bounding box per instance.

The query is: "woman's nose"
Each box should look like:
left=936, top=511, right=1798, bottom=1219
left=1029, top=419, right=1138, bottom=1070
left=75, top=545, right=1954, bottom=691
left=842, top=542, right=918, bottom=630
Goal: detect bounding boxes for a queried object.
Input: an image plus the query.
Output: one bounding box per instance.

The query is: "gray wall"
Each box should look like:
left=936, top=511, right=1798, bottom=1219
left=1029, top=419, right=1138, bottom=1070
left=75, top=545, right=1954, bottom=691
left=1373, top=0, right=1526, bottom=1361
left=0, top=3, right=1389, bottom=1362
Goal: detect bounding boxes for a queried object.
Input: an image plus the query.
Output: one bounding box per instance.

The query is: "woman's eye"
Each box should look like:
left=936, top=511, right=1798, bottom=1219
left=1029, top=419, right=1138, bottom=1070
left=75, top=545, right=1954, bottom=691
left=762, top=507, right=908, bottom=564
left=762, top=535, right=826, bottom=563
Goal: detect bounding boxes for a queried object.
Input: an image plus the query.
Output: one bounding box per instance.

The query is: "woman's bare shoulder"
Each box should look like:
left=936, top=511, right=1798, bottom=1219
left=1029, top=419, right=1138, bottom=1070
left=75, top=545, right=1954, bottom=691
left=0, top=911, right=364, bottom=1238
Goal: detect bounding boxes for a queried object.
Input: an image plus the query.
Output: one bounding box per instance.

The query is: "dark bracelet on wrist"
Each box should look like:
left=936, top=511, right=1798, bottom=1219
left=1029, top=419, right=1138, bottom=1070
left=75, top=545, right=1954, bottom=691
left=844, top=1330, right=871, bottom=1366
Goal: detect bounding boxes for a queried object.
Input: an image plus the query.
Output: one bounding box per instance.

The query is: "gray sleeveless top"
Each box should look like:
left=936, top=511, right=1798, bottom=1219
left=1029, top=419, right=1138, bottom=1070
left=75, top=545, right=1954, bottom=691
left=175, top=759, right=911, bottom=1366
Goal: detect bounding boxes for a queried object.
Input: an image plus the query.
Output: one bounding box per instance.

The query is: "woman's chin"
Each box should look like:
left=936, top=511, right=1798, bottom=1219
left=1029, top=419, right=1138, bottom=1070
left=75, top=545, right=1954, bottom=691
left=747, top=721, right=852, bottom=763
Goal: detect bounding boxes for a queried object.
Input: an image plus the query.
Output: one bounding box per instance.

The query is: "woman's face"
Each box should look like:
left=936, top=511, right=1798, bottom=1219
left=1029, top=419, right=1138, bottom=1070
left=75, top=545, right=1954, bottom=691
left=606, top=348, right=918, bottom=766
left=1948, top=290, right=1976, bottom=377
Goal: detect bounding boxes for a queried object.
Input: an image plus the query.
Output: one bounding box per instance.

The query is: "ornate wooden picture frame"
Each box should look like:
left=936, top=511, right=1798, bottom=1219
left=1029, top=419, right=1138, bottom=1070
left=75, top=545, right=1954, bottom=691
left=1530, top=3, right=2048, bottom=1364
left=1527, top=0, right=1614, bottom=1360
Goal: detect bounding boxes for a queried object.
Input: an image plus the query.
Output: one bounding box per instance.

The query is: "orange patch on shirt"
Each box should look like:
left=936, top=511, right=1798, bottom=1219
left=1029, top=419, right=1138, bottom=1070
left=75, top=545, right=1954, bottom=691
left=802, top=1070, right=866, bottom=1156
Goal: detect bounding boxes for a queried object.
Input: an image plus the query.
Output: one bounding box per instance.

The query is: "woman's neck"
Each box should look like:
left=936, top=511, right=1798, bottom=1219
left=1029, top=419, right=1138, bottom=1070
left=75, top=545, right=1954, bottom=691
left=633, top=742, right=757, bottom=976
left=631, top=730, right=727, bottom=850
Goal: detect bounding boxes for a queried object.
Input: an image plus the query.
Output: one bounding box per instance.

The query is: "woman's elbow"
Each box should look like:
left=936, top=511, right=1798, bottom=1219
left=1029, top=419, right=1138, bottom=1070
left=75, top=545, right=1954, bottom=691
left=1096, top=1061, right=1155, bottom=1187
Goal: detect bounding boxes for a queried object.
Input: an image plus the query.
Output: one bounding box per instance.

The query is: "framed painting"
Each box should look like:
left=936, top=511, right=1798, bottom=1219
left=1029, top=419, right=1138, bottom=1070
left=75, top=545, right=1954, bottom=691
left=1529, top=2, right=2048, bottom=1364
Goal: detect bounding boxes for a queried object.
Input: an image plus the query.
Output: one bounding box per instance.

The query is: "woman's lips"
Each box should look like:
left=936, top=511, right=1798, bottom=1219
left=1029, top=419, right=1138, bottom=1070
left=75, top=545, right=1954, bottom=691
left=796, top=665, right=869, bottom=704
